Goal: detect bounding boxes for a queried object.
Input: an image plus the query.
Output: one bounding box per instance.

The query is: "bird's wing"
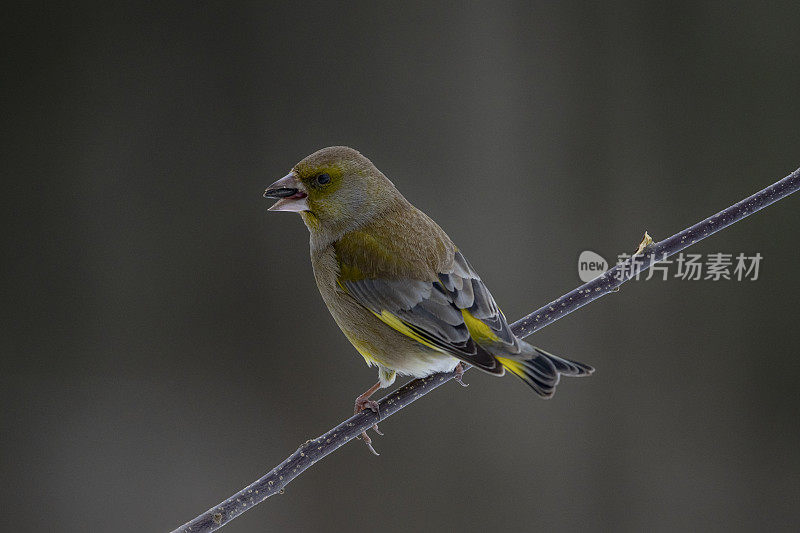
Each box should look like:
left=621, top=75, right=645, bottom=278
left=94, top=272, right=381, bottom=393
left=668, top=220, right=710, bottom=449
left=337, top=249, right=525, bottom=375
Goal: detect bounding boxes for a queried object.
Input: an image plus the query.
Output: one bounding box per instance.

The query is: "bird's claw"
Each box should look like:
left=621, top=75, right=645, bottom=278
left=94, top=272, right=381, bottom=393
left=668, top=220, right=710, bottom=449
left=355, top=398, right=379, bottom=414
left=355, top=395, right=383, bottom=454
left=358, top=431, right=380, bottom=456
left=453, top=362, right=469, bottom=387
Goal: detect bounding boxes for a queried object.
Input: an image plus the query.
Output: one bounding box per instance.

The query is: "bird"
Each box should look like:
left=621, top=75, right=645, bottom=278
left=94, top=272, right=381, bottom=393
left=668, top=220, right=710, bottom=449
left=263, top=146, right=593, bottom=454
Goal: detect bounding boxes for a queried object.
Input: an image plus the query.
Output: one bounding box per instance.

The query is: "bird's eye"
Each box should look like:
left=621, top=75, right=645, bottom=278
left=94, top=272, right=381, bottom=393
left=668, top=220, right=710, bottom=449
left=317, top=173, right=331, bottom=185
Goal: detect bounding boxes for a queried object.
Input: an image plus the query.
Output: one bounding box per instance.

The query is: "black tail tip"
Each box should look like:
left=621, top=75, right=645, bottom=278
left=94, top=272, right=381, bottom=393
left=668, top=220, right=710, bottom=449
left=534, top=347, right=594, bottom=376
left=499, top=348, right=593, bottom=398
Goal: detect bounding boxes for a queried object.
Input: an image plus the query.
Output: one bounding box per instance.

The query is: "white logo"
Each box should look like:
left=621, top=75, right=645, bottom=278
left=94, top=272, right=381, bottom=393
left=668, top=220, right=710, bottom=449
left=578, top=251, right=609, bottom=282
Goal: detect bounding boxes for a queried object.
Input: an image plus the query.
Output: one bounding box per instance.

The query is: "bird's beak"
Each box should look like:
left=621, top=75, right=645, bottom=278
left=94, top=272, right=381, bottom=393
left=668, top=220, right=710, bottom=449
left=263, top=172, right=309, bottom=212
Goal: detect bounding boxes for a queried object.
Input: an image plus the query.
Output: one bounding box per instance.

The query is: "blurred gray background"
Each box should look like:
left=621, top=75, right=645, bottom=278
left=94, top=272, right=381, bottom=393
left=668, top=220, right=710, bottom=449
left=3, top=2, right=800, bottom=532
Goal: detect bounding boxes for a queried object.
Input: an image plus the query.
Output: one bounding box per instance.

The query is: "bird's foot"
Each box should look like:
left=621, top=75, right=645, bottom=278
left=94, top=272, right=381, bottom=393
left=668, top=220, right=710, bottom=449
left=354, top=382, right=383, bottom=455
left=355, top=399, right=383, bottom=437
left=453, top=362, right=469, bottom=387
left=357, top=431, right=380, bottom=456
left=355, top=397, right=379, bottom=414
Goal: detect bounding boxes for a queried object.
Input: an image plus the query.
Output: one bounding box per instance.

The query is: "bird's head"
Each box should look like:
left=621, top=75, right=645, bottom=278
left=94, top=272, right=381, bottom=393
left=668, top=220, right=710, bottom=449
left=264, top=146, right=401, bottom=240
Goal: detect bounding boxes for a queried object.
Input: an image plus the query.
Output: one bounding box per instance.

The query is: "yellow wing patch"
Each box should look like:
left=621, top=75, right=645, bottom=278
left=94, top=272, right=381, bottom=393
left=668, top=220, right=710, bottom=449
left=460, top=309, right=501, bottom=342
left=495, top=356, right=522, bottom=378
left=369, top=308, right=503, bottom=355
left=370, top=310, right=448, bottom=354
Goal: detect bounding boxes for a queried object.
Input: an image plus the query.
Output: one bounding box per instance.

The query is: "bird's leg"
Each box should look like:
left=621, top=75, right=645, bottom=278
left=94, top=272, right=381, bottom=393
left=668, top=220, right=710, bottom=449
left=354, top=381, right=383, bottom=455
left=452, top=362, right=469, bottom=387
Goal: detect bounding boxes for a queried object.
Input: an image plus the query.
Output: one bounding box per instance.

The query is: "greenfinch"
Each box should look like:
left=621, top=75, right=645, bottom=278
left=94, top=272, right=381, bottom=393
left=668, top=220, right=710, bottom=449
left=264, top=146, right=592, bottom=454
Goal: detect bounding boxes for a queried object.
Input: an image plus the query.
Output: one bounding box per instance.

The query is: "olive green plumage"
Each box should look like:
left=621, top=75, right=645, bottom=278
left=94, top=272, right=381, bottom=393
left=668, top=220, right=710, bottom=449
left=265, top=146, right=593, bottom=396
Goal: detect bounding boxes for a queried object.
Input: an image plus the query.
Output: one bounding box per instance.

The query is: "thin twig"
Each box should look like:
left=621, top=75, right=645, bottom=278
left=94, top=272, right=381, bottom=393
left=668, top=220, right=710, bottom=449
left=171, top=166, right=800, bottom=533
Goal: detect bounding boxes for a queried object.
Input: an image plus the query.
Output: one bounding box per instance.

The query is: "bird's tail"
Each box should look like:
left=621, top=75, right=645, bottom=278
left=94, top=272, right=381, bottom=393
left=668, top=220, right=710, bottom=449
left=496, top=344, right=593, bottom=398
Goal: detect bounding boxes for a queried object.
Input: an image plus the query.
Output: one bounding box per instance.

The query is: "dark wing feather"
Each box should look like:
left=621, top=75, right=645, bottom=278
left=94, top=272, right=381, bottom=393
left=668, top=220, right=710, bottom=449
left=340, top=250, right=523, bottom=374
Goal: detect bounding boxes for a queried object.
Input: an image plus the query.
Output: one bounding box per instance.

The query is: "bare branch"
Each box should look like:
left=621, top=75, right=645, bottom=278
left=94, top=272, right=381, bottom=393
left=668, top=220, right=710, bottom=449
left=171, top=166, right=800, bottom=533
